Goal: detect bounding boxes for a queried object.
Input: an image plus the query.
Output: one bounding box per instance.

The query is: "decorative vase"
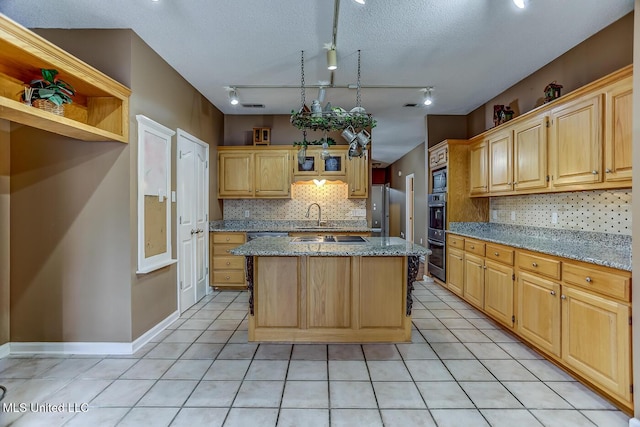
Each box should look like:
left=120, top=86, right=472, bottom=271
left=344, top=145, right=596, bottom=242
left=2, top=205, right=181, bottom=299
left=33, top=99, right=64, bottom=116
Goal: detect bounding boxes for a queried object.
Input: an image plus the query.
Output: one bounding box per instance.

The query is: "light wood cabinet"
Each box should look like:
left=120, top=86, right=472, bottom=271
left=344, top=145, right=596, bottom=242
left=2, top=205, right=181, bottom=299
left=487, top=130, right=513, bottom=193
left=429, top=144, right=448, bottom=169
left=604, top=76, right=632, bottom=183
left=549, top=94, right=603, bottom=187
left=463, top=253, right=485, bottom=309
left=346, top=150, right=369, bottom=198
left=512, top=114, right=548, bottom=191
left=218, top=148, right=290, bottom=199
left=218, top=151, right=253, bottom=197
left=0, top=15, right=131, bottom=143
left=469, top=139, right=488, bottom=195
left=446, top=247, right=464, bottom=297
left=517, top=271, right=562, bottom=357
left=484, top=259, right=514, bottom=328
left=254, top=256, right=299, bottom=327
left=561, top=285, right=631, bottom=403
left=254, top=150, right=291, bottom=197
left=210, top=232, right=247, bottom=290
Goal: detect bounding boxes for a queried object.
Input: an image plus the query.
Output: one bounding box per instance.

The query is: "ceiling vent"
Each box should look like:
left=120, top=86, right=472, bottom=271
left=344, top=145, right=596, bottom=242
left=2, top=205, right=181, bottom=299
left=403, top=103, right=419, bottom=107
left=241, top=103, right=265, bottom=108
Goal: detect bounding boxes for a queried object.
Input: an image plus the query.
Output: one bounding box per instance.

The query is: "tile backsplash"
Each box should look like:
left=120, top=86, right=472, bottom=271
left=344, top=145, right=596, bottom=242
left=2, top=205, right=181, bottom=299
left=224, top=183, right=366, bottom=220
left=489, top=189, right=631, bottom=235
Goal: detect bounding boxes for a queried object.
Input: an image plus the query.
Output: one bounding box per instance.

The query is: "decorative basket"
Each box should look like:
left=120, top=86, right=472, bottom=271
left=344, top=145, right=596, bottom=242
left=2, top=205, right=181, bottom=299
left=33, top=99, right=65, bottom=117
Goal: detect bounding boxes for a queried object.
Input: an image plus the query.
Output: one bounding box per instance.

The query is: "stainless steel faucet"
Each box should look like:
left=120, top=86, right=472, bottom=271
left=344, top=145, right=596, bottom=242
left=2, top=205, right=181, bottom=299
left=305, top=203, right=322, bottom=226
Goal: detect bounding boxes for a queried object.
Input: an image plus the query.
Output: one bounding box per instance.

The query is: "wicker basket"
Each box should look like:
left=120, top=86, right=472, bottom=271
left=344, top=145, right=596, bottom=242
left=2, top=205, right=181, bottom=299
left=33, top=99, right=65, bottom=116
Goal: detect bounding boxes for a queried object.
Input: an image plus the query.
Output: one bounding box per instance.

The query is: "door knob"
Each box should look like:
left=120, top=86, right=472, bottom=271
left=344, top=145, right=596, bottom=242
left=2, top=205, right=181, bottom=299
left=191, top=229, right=196, bottom=235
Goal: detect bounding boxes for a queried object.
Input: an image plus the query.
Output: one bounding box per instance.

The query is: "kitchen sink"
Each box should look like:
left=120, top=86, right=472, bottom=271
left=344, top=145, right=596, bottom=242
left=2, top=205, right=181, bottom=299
left=290, top=235, right=368, bottom=244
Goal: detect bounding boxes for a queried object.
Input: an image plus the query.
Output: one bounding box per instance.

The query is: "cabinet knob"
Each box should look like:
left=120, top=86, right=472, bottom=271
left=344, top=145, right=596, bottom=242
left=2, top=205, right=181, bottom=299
left=550, top=290, right=556, bottom=296
left=494, top=252, right=499, bottom=256
left=483, top=265, right=487, bottom=269
left=225, top=276, right=230, bottom=280
left=226, top=262, right=231, bottom=266
left=514, top=182, right=518, bottom=185
left=561, top=295, right=566, bottom=300
left=532, top=262, right=538, bottom=267
left=226, top=249, right=231, bottom=253
left=605, top=168, right=612, bottom=173
left=470, top=245, right=475, bottom=249
left=226, top=237, right=230, bottom=241
left=585, top=276, right=592, bottom=283
left=591, top=170, right=598, bottom=175
left=507, top=182, right=512, bottom=185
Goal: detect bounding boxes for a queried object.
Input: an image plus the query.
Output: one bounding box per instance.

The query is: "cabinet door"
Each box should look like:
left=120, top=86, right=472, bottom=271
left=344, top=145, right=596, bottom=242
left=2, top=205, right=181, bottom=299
left=463, top=253, right=485, bottom=309
left=517, top=272, right=561, bottom=357
left=604, top=76, right=632, bottom=183
left=513, top=115, right=548, bottom=191
left=294, top=151, right=320, bottom=176
left=255, top=150, right=291, bottom=197
left=429, top=145, right=448, bottom=170
left=322, top=150, right=347, bottom=177
left=218, top=152, right=253, bottom=197
left=360, top=257, right=404, bottom=328
left=488, top=130, right=513, bottom=193
left=446, top=247, right=464, bottom=297
left=561, top=286, right=631, bottom=402
left=469, top=139, right=489, bottom=195
left=550, top=94, right=602, bottom=187
left=347, top=150, right=368, bottom=198
left=484, top=260, right=514, bottom=328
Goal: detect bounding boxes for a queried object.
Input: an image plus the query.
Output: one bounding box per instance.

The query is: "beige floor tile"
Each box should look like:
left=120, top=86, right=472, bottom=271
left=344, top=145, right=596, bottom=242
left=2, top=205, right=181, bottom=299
left=120, top=359, right=175, bottom=380
left=143, top=342, right=190, bottom=359
left=1, top=358, right=64, bottom=379
left=460, top=381, right=523, bottom=409
left=161, top=359, right=212, bottom=380
left=405, top=360, right=454, bottom=381
left=281, top=380, right=328, bottom=408
left=498, top=342, right=544, bottom=359
left=480, top=409, right=543, bottom=426
left=287, top=360, right=327, bottom=380
left=184, top=380, right=241, bottom=407
left=42, top=378, right=111, bottom=405
left=65, top=407, right=129, bottom=427
left=415, top=382, right=474, bottom=408
left=328, top=360, right=370, bottom=381
left=396, top=343, right=437, bottom=360
left=530, top=409, right=595, bottom=427
left=412, top=319, right=446, bottom=330
left=217, top=310, right=247, bottom=320
left=224, top=408, right=278, bottom=427
left=136, top=379, right=198, bottom=407
left=162, top=329, right=202, bottom=343
left=195, top=330, right=234, bottom=344
left=117, top=407, right=179, bottom=427
left=465, top=342, right=512, bottom=359
left=519, top=358, right=577, bottom=381
left=329, top=381, right=377, bottom=408
left=91, top=379, right=155, bottom=407
left=228, top=330, right=248, bottom=343
left=245, top=360, right=289, bottom=380
left=277, top=408, right=329, bottom=427
left=208, top=319, right=242, bottom=331
left=291, top=344, right=327, bottom=360
left=39, top=358, right=101, bottom=379
left=254, top=344, right=293, bottom=360
left=439, top=318, right=475, bottom=329
left=430, top=343, right=474, bottom=359
left=233, top=380, right=284, bottom=407
left=328, top=344, right=364, bottom=360
left=380, top=409, right=436, bottom=427
left=203, top=360, right=250, bottom=381
left=451, top=329, right=492, bottom=343
left=216, top=343, right=258, bottom=359
left=180, top=343, right=224, bottom=360
left=362, top=344, right=402, bottom=360
left=420, top=329, right=459, bottom=343
left=373, top=381, right=426, bottom=409
left=75, top=359, right=136, bottom=380
left=330, top=409, right=383, bottom=427
left=443, top=359, right=495, bottom=381
left=503, top=381, right=572, bottom=409
left=547, top=381, right=617, bottom=410
left=367, top=360, right=412, bottom=381
left=170, top=408, right=228, bottom=427
left=581, top=409, right=630, bottom=427
left=481, top=359, right=538, bottom=381
left=430, top=409, right=490, bottom=427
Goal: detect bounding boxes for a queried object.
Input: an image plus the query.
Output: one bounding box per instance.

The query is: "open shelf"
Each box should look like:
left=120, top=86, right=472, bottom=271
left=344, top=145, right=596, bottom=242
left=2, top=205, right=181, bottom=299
left=0, top=13, right=130, bottom=143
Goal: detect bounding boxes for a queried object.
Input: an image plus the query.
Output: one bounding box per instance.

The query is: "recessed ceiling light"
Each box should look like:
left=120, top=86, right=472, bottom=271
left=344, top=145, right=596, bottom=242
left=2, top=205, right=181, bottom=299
left=513, top=0, right=526, bottom=9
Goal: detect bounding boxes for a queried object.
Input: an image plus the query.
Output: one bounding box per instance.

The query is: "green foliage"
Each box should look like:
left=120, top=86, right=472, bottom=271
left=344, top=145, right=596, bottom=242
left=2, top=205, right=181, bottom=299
left=22, top=69, right=76, bottom=106
left=293, top=137, right=336, bottom=147
left=290, top=111, right=376, bottom=132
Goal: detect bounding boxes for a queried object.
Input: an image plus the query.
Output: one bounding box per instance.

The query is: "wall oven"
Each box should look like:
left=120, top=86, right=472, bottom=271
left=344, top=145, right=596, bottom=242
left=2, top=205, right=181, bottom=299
left=431, top=168, right=447, bottom=193
left=427, top=193, right=446, bottom=282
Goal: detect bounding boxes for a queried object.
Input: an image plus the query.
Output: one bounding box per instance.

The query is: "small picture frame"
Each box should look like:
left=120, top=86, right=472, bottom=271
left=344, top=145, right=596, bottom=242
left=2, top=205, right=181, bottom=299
left=261, top=128, right=270, bottom=144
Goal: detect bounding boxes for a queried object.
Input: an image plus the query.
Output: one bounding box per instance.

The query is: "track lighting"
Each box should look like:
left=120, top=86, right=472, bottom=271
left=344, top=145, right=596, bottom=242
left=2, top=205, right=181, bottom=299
left=513, top=0, right=525, bottom=9
left=423, top=87, right=433, bottom=106
left=353, top=0, right=366, bottom=4
left=228, top=88, right=239, bottom=105
left=327, top=49, right=337, bottom=71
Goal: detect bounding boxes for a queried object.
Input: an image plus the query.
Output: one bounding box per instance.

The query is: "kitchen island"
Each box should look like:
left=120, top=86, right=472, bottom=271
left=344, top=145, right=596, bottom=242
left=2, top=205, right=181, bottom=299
left=231, top=237, right=430, bottom=343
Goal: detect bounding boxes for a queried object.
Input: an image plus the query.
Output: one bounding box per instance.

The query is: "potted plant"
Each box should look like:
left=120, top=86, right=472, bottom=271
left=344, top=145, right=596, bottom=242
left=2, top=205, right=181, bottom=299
left=21, top=68, right=75, bottom=116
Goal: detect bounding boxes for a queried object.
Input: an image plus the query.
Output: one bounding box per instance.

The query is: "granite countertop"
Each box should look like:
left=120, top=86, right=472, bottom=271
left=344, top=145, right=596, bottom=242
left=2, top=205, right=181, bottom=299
left=448, top=223, right=632, bottom=271
left=210, top=220, right=372, bottom=233
left=230, top=236, right=430, bottom=257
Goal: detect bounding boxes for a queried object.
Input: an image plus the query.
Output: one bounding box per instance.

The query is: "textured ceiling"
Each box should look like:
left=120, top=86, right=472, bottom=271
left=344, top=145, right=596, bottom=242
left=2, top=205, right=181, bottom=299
left=0, top=0, right=634, bottom=165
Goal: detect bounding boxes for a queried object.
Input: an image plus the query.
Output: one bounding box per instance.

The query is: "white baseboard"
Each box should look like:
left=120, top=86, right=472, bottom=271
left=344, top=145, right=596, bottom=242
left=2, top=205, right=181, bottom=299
left=629, top=417, right=640, bottom=427
left=8, top=310, right=180, bottom=356
left=131, top=310, right=179, bottom=354
left=0, top=342, right=9, bottom=358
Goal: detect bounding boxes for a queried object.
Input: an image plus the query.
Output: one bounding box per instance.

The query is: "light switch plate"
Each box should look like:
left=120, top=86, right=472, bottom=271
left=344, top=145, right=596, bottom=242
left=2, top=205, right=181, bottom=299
left=551, top=212, right=558, bottom=224
left=511, top=211, right=516, bottom=221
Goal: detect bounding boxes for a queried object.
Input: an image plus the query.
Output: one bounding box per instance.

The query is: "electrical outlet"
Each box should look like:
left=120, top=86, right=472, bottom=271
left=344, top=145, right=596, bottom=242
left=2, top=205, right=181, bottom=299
left=511, top=211, right=516, bottom=221
left=492, top=210, right=497, bottom=220
left=551, top=212, right=558, bottom=224
left=244, top=210, right=250, bottom=218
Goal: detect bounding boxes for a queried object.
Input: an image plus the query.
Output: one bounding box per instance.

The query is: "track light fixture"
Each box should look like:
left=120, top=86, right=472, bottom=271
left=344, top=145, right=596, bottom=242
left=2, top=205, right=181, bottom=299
left=353, top=0, right=366, bottom=4
left=228, top=87, right=239, bottom=105
left=513, top=0, right=526, bottom=9
left=423, top=87, right=433, bottom=106
left=327, top=48, right=337, bottom=71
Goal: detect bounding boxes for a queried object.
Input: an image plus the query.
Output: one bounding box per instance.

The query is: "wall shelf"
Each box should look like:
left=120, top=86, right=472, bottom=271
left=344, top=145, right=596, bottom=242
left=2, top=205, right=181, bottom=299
left=0, top=13, right=131, bottom=143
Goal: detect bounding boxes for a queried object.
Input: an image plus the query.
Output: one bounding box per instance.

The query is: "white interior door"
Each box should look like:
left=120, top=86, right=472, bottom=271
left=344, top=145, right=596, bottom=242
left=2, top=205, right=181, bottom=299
left=177, top=129, right=209, bottom=313
left=406, top=173, right=415, bottom=243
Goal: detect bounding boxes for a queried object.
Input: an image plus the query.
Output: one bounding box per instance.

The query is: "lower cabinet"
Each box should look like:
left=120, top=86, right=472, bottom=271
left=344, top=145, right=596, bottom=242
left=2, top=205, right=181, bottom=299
left=446, top=232, right=633, bottom=412
left=516, top=271, right=561, bottom=357
left=210, top=232, right=247, bottom=289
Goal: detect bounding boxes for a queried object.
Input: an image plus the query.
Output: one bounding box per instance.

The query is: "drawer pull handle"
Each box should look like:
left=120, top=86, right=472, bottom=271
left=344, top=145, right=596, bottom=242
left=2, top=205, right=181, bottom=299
left=585, top=276, right=592, bottom=283
left=494, top=252, right=499, bottom=256
left=225, top=276, right=230, bottom=280
left=532, top=262, right=538, bottom=267
left=550, top=290, right=556, bottom=296
left=226, top=262, right=231, bottom=266
left=470, top=245, right=475, bottom=249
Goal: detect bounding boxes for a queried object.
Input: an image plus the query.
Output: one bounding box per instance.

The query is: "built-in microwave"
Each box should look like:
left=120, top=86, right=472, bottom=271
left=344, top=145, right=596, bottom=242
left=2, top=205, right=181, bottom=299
left=431, top=168, right=447, bottom=193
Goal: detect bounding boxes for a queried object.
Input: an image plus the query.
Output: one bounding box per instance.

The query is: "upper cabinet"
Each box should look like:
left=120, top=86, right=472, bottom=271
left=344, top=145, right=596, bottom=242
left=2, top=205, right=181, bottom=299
left=218, top=151, right=254, bottom=197
left=549, top=94, right=602, bottom=187
left=469, top=65, right=632, bottom=197
left=346, top=149, right=369, bottom=198
left=604, top=76, right=632, bottom=183
left=0, top=14, right=130, bottom=142
left=254, top=150, right=291, bottom=197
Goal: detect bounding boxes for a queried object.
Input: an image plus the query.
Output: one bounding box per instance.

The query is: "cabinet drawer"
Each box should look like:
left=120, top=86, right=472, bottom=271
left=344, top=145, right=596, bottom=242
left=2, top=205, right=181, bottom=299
left=447, top=234, right=465, bottom=249
left=518, top=252, right=561, bottom=280
left=485, top=244, right=514, bottom=266
left=213, top=244, right=242, bottom=256
left=213, top=233, right=246, bottom=244
left=563, top=263, right=631, bottom=302
left=464, top=239, right=485, bottom=256
left=430, top=146, right=448, bottom=168
left=213, top=270, right=245, bottom=284
left=213, top=256, right=244, bottom=270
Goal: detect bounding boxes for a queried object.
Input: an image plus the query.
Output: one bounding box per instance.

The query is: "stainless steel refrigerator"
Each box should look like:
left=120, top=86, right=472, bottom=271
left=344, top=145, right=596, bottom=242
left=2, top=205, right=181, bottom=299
left=371, top=184, right=389, bottom=237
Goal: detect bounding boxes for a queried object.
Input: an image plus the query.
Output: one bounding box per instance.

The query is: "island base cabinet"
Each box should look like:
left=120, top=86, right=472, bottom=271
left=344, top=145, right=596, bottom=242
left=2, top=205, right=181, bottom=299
left=249, top=255, right=411, bottom=343
left=561, top=286, right=632, bottom=403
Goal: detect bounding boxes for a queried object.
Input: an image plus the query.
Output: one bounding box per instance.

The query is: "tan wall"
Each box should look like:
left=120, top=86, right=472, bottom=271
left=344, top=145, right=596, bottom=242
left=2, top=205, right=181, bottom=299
left=468, top=12, right=634, bottom=136
left=0, top=120, right=9, bottom=345
left=631, top=0, right=639, bottom=417
left=389, top=143, right=426, bottom=245
left=426, top=115, right=468, bottom=148
left=128, top=34, right=224, bottom=340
